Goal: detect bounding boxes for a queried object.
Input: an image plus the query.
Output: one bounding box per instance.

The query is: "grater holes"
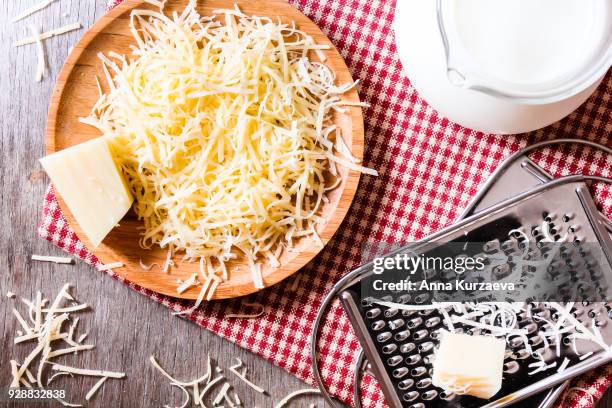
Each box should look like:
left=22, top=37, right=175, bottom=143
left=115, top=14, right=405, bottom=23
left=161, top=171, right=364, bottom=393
left=395, top=330, right=411, bottom=342
left=440, top=391, right=456, bottom=401
left=371, top=320, right=386, bottom=331
left=402, top=391, right=419, bottom=402
left=414, top=293, right=431, bottom=304
left=384, top=308, right=399, bottom=318
left=408, top=317, right=423, bottom=329
left=508, top=336, right=524, bottom=348
left=514, top=349, right=531, bottom=359
left=416, top=378, right=431, bottom=389
left=418, top=309, right=436, bottom=316
left=529, top=335, right=543, bottom=347
left=400, top=342, right=416, bottom=354
left=389, top=318, right=405, bottom=330
left=409, top=403, right=426, bottom=408
left=381, top=343, right=397, bottom=354
left=387, top=355, right=403, bottom=367
left=361, top=297, right=373, bottom=307
left=413, top=329, right=428, bottom=341
left=398, top=379, right=414, bottom=390
left=430, top=328, right=446, bottom=340
left=418, top=341, right=434, bottom=353
left=405, top=354, right=422, bottom=365
left=376, top=331, right=392, bottom=343
left=421, top=390, right=438, bottom=400
left=365, top=308, right=381, bottom=319
left=504, top=361, right=520, bottom=374
left=397, top=294, right=411, bottom=304
left=483, top=239, right=501, bottom=253
left=393, top=367, right=409, bottom=379
left=410, top=366, right=427, bottom=377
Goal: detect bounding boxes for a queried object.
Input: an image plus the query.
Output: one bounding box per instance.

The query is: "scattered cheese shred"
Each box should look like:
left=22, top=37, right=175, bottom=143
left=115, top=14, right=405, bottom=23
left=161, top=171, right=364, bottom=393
left=274, top=388, right=321, bottom=408
left=139, top=259, right=160, bottom=271
left=32, top=254, right=74, bottom=264
left=176, top=274, right=199, bottom=294
left=229, top=358, right=265, bottom=394
left=557, top=357, right=570, bottom=373
left=85, top=376, right=108, bottom=401
left=9, top=285, right=124, bottom=404
left=7, top=291, right=15, bottom=298
left=97, top=262, right=124, bottom=271
left=166, top=383, right=190, bottom=408
left=28, top=25, right=45, bottom=82
left=14, top=22, right=82, bottom=46
left=51, top=364, right=125, bottom=379
left=82, top=1, right=377, bottom=296
left=213, top=383, right=231, bottom=405
left=11, top=0, right=59, bottom=23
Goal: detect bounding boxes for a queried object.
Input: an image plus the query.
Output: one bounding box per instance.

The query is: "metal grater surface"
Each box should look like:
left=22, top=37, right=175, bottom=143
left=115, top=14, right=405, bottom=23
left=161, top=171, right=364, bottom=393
left=341, top=177, right=612, bottom=407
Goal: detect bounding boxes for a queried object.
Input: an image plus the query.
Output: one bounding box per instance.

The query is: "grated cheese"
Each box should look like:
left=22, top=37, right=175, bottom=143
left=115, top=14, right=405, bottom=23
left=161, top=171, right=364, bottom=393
left=81, top=2, right=377, bottom=297
left=51, top=363, right=125, bottom=379
left=176, top=274, right=199, bottom=294
left=85, top=376, right=108, bottom=401
left=274, top=389, right=321, bottom=408
left=32, top=254, right=74, bottom=264
left=11, top=0, right=59, bottom=23
left=166, top=383, right=190, bottom=408
left=139, top=259, right=160, bottom=271
left=28, top=25, right=46, bottom=82
left=213, top=383, right=231, bottom=405
left=557, top=357, right=570, bottom=373
left=47, top=371, right=72, bottom=385
left=229, top=358, right=265, bottom=394
left=9, top=285, right=124, bottom=402
left=97, top=261, right=124, bottom=271
left=14, top=22, right=82, bottom=46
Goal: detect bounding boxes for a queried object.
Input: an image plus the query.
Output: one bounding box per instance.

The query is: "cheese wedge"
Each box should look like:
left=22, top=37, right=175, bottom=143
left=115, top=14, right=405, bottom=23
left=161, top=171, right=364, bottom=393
left=40, top=137, right=133, bottom=248
left=432, top=331, right=505, bottom=399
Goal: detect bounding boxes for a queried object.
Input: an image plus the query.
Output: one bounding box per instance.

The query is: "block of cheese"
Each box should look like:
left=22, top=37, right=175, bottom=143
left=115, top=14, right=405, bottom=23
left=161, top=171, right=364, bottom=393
left=40, top=137, right=133, bottom=248
left=432, top=331, right=505, bottom=399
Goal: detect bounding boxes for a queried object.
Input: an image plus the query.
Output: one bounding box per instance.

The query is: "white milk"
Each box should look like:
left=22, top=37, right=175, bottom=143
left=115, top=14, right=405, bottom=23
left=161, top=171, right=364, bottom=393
left=453, top=0, right=601, bottom=84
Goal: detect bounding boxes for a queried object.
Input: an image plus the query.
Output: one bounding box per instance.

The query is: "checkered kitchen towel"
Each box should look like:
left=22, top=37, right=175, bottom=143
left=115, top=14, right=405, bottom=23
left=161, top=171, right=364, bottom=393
left=40, top=0, right=612, bottom=406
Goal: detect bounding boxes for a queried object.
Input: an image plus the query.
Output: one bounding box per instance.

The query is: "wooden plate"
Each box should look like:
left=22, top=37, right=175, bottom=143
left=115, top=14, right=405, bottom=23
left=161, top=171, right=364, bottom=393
left=45, top=0, right=364, bottom=300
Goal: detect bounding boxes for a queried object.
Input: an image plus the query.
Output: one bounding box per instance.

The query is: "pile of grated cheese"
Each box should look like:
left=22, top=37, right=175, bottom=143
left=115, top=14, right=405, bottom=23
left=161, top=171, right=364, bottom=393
left=80, top=0, right=376, bottom=298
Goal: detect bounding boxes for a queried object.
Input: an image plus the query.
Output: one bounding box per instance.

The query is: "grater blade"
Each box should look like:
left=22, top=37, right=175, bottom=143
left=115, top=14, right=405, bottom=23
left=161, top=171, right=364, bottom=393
left=341, top=176, right=612, bottom=408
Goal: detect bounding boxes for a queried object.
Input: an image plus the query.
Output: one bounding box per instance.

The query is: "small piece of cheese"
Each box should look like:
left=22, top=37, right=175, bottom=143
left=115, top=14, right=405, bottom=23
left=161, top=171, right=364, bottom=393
left=432, top=331, right=505, bottom=400
left=40, top=137, right=133, bottom=248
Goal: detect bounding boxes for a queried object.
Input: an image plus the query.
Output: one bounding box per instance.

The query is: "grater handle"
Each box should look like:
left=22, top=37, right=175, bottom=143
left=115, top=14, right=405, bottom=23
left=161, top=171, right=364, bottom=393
left=462, top=138, right=612, bottom=219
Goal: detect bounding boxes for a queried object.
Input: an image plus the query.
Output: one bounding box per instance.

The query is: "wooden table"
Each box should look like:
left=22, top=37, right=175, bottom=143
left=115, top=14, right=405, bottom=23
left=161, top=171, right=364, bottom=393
left=0, top=1, right=609, bottom=407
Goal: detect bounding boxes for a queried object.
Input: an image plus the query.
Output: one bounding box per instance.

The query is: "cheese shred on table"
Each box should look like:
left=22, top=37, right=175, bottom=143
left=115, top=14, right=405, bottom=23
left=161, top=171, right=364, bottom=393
left=81, top=1, right=376, bottom=293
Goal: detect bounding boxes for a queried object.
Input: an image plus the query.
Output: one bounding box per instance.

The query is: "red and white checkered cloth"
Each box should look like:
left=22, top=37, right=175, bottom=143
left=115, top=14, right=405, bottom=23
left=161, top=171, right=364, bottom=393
left=40, top=0, right=612, bottom=406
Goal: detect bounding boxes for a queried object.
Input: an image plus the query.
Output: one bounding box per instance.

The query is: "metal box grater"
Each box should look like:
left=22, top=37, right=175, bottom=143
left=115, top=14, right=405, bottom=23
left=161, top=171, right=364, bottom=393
left=340, top=176, right=612, bottom=408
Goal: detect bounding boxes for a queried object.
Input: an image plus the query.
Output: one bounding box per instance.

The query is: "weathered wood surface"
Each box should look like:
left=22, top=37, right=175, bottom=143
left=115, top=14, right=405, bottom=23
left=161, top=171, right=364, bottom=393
left=0, top=1, right=327, bottom=406
left=1, top=1, right=610, bottom=408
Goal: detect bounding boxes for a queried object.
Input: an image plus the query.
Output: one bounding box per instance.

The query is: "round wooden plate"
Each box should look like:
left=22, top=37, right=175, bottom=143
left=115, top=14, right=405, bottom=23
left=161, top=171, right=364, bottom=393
left=45, top=0, right=364, bottom=300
